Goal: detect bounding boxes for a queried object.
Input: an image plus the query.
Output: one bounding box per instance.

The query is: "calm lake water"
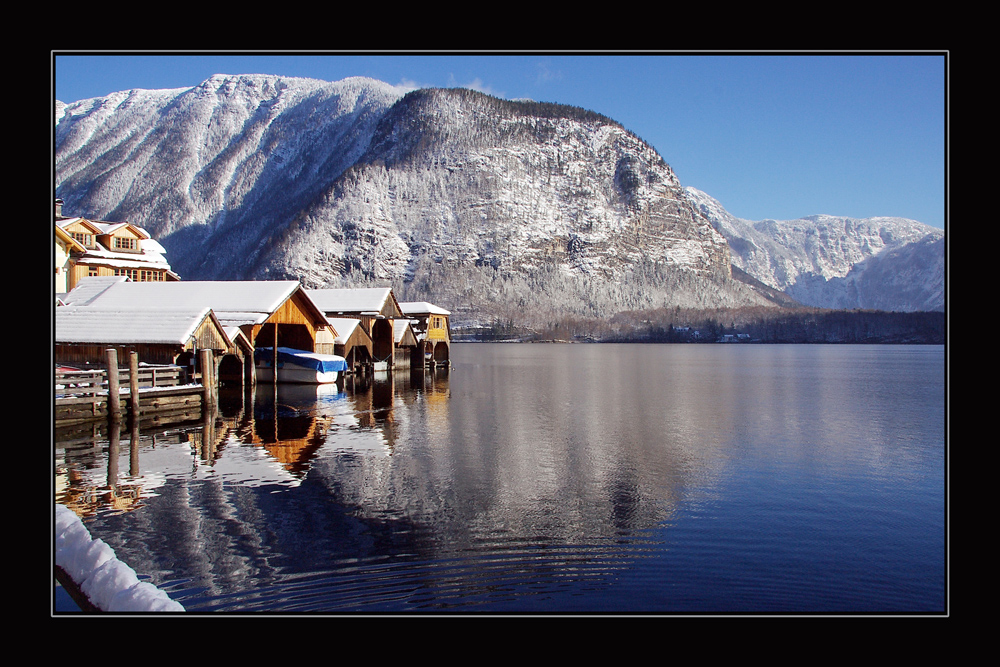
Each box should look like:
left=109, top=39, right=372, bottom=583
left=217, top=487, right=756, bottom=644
left=54, top=343, right=946, bottom=614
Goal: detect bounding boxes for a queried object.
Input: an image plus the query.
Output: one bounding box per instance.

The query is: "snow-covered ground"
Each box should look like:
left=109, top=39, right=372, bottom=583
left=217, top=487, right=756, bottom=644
left=54, top=503, right=184, bottom=612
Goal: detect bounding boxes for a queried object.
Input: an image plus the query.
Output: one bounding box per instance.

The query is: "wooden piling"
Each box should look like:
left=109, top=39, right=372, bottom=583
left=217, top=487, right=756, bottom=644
left=106, top=349, right=121, bottom=422
left=200, top=349, right=215, bottom=409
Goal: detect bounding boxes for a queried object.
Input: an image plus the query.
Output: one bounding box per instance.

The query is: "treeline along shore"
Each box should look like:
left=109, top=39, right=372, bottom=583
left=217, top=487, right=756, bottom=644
left=457, top=307, right=946, bottom=345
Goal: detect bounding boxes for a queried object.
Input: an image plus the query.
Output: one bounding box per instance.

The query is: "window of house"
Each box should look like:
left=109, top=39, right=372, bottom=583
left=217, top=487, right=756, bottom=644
left=72, top=232, right=93, bottom=246
left=113, top=237, right=138, bottom=251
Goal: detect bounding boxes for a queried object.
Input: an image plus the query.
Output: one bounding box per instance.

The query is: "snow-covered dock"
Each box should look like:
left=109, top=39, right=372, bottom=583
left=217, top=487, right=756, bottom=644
left=55, top=503, right=184, bottom=612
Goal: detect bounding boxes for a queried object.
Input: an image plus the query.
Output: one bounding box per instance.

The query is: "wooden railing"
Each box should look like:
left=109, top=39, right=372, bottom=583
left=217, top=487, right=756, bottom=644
left=55, top=365, right=185, bottom=399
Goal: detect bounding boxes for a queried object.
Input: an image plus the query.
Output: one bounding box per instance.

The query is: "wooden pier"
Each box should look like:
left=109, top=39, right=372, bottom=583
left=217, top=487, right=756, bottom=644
left=55, top=349, right=216, bottom=428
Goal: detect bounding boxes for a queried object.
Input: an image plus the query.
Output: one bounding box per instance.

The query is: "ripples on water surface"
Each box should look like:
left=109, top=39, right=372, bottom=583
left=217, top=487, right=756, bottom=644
left=55, top=344, right=946, bottom=614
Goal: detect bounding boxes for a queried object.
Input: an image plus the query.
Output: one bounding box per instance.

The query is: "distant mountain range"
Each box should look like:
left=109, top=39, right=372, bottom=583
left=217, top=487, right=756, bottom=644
left=684, top=188, right=944, bottom=312
left=55, top=74, right=945, bottom=324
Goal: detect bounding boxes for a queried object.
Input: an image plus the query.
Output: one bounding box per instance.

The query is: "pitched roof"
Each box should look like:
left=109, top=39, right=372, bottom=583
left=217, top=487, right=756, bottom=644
left=55, top=225, right=87, bottom=253
left=90, top=221, right=151, bottom=238
left=67, top=278, right=298, bottom=312
left=393, top=319, right=417, bottom=345
left=63, top=279, right=307, bottom=328
left=399, top=301, right=451, bottom=316
left=57, top=217, right=102, bottom=233
left=326, top=317, right=365, bottom=345
left=55, top=306, right=224, bottom=346
left=59, top=276, right=130, bottom=306
left=307, top=288, right=400, bottom=316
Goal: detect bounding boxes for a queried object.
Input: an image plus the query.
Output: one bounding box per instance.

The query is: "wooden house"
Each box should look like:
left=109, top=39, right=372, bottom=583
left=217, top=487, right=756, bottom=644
left=55, top=225, right=87, bottom=294
left=55, top=206, right=178, bottom=292
left=399, top=302, right=452, bottom=368
left=306, top=288, right=404, bottom=371
left=59, top=278, right=338, bottom=387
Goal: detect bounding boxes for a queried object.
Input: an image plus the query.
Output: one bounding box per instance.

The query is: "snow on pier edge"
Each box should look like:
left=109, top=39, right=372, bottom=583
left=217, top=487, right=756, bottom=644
left=55, top=503, right=184, bottom=612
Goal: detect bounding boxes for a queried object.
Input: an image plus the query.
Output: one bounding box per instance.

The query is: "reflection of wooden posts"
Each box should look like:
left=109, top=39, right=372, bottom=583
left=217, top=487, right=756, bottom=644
left=201, top=395, right=215, bottom=461
left=107, top=418, right=120, bottom=492
left=130, top=418, right=140, bottom=477
left=129, top=351, right=140, bottom=421
left=106, top=349, right=122, bottom=422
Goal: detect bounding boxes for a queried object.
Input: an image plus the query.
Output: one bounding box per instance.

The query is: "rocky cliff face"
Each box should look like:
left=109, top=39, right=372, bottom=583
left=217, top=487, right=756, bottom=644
left=684, top=187, right=945, bottom=312
left=56, top=76, right=771, bottom=325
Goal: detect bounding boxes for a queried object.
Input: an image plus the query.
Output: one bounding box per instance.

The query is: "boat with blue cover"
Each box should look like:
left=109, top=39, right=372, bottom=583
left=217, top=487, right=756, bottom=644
left=254, top=347, right=349, bottom=384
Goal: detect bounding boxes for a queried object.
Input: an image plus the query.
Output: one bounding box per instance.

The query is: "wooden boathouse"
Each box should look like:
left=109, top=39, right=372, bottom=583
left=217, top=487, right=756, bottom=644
left=55, top=304, right=234, bottom=370
left=400, top=302, right=452, bottom=368
left=326, top=317, right=373, bottom=374
left=393, top=319, right=419, bottom=369
left=306, top=288, right=404, bottom=371
left=58, top=277, right=340, bottom=390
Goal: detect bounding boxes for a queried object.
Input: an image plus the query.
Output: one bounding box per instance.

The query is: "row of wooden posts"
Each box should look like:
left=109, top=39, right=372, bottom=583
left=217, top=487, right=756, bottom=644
left=104, top=348, right=217, bottom=423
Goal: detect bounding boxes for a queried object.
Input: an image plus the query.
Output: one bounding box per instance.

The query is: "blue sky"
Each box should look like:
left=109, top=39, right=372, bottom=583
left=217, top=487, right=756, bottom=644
left=53, top=53, right=946, bottom=229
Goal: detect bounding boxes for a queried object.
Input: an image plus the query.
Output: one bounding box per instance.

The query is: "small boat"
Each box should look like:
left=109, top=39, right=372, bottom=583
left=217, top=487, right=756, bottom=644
left=254, top=347, right=349, bottom=384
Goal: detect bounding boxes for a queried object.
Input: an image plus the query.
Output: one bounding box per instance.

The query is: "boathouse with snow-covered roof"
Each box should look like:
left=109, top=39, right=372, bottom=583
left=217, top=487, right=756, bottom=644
left=59, top=278, right=338, bottom=387
left=326, top=317, right=373, bottom=374
left=306, top=287, right=404, bottom=371
left=400, top=301, right=451, bottom=368
left=54, top=305, right=236, bottom=385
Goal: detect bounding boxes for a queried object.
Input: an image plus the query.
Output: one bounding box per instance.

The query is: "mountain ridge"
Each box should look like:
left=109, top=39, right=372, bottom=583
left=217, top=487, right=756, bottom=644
left=55, top=74, right=944, bottom=323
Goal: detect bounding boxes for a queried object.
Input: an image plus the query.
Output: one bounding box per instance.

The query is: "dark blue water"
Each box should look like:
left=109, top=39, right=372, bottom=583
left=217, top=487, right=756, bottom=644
left=55, top=344, right=946, bottom=614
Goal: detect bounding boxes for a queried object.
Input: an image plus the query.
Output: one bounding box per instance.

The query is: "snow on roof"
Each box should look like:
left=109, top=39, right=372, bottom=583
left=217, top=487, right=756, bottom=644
left=393, top=319, right=415, bottom=343
left=326, top=317, right=362, bottom=345
left=65, top=279, right=302, bottom=317
left=59, top=276, right=130, bottom=306
left=72, top=241, right=171, bottom=269
left=214, top=312, right=271, bottom=328
left=58, top=219, right=169, bottom=267
left=142, top=237, right=167, bottom=254
left=399, top=301, right=451, bottom=316
left=307, top=287, right=393, bottom=314
left=57, top=217, right=96, bottom=231
left=55, top=306, right=220, bottom=346
left=224, top=325, right=250, bottom=344
left=85, top=220, right=151, bottom=238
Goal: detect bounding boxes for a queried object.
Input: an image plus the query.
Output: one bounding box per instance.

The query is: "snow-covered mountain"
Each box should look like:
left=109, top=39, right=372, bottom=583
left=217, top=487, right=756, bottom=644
left=684, top=187, right=945, bottom=312
left=56, top=74, right=779, bottom=325
left=55, top=74, right=941, bottom=325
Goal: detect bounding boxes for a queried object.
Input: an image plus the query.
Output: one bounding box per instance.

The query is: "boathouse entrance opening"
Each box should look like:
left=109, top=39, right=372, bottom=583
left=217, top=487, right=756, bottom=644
left=257, top=322, right=314, bottom=352
left=371, top=319, right=394, bottom=367
left=433, top=342, right=450, bottom=364
left=217, top=353, right=247, bottom=387
left=175, top=350, right=196, bottom=383
left=345, top=344, right=372, bottom=372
